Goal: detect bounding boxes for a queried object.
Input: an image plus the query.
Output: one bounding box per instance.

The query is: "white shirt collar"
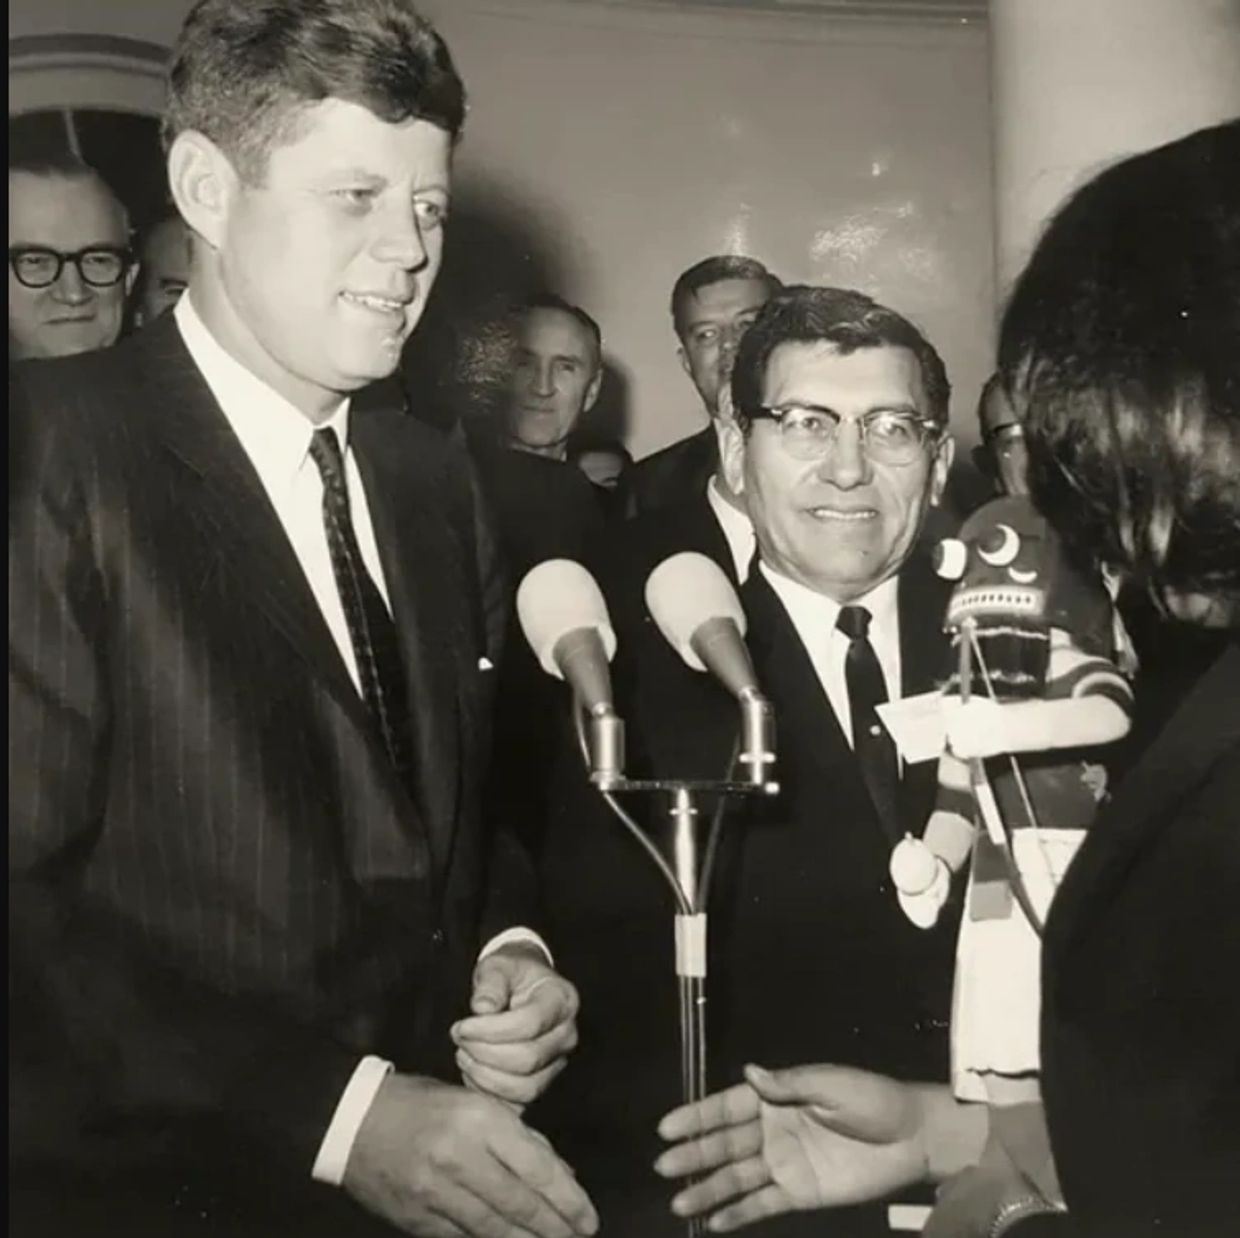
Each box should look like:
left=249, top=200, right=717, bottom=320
left=706, top=474, right=756, bottom=582
left=173, top=294, right=350, bottom=496
left=759, top=561, right=900, bottom=642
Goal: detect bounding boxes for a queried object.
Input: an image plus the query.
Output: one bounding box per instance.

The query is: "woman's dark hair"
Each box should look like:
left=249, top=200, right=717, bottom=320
left=730, top=284, right=951, bottom=429
left=164, top=0, right=466, bottom=183
left=999, top=120, right=1240, bottom=613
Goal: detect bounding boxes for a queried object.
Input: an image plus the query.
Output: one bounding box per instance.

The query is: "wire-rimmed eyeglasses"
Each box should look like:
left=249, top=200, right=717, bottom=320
left=743, top=403, right=943, bottom=465
left=8, top=246, right=133, bottom=290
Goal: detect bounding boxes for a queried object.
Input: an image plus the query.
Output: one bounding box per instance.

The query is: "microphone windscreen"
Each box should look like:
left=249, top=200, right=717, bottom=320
left=645, top=552, right=747, bottom=672
left=517, top=559, right=617, bottom=678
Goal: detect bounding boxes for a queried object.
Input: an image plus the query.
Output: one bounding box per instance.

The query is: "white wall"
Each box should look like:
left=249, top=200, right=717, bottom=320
left=991, top=0, right=1240, bottom=290
left=9, top=0, right=997, bottom=457
left=429, top=1, right=995, bottom=456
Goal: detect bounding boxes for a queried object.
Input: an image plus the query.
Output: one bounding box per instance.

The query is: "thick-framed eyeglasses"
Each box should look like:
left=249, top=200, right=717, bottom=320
left=744, top=403, right=943, bottom=465
left=8, top=246, right=132, bottom=289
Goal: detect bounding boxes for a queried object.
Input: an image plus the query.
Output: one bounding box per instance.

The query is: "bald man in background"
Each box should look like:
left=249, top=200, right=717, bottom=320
left=8, top=156, right=136, bottom=359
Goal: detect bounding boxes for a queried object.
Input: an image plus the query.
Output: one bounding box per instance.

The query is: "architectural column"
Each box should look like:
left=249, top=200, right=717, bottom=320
left=989, top=0, right=1240, bottom=293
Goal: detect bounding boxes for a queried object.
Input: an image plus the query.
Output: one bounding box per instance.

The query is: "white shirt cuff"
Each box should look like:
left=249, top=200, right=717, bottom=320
left=310, top=1054, right=393, bottom=1185
left=479, top=926, right=553, bottom=966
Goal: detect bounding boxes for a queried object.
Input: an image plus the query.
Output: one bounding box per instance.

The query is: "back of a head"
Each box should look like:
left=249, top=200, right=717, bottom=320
left=670, top=255, right=781, bottom=339
left=164, top=0, right=467, bottom=183
left=999, top=120, right=1240, bottom=613
left=730, top=284, right=951, bottom=428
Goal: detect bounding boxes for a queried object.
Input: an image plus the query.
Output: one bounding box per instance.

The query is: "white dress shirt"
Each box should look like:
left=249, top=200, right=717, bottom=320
left=759, top=561, right=902, bottom=747
left=706, top=474, right=757, bottom=582
left=174, top=297, right=388, bottom=695
left=174, top=296, right=547, bottom=1185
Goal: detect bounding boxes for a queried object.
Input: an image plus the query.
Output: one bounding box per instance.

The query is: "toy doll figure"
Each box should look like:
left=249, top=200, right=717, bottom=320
left=888, top=495, right=1132, bottom=1102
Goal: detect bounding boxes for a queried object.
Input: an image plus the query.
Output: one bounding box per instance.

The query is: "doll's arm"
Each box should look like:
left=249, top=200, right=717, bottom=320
left=889, top=752, right=975, bottom=928
left=943, top=694, right=1130, bottom=761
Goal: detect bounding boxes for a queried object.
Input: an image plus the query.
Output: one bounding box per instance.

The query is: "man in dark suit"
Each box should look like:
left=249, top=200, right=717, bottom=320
left=470, top=293, right=608, bottom=577
left=630, top=255, right=780, bottom=515
left=532, top=286, right=962, bottom=1236
left=7, top=5, right=597, bottom=1237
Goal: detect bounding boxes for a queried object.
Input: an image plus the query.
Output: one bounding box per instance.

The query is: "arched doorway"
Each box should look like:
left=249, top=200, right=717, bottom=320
left=9, top=34, right=172, bottom=234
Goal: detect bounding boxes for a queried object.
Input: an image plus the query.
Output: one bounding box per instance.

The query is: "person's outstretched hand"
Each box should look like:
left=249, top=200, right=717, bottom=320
left=343, top=1072, right=598, bottom=1238
left=654, top=1063, right=930, bottom=1232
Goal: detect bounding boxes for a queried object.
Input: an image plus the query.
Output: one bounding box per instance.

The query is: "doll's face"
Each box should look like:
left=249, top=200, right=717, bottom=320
left=935, top=496, right=1055, bottom=633
left=934, top=497, right=1062, bottom=697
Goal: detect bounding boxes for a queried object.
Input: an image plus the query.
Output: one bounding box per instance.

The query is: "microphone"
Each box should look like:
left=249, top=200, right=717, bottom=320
left=645, top=553, right=776, bottom=785
left=516, top=559, right=624, bottom=782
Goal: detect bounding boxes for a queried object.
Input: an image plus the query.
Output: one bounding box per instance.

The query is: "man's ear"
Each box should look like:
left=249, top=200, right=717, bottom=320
left=720, top=421, right=746, bottom=495
left=930, top=433, right=956, bottom=507
left=583, top=365, right=603, bottom=414
left=676, top=344, right=691, bottom=379
left=167, top=130, right=238, bottom=251
left=123, top=261, right=140, bottom=300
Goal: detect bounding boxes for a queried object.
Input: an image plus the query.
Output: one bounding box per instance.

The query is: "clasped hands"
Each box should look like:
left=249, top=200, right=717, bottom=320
left=345, top=942, right=596, bottom=1238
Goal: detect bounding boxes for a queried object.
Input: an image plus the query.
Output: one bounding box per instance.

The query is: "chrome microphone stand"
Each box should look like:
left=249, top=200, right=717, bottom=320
left=573, top=697, right=778, bottom=1238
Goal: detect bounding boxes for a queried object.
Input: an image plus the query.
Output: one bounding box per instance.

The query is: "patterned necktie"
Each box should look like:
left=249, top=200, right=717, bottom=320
left=836, top=604, right=901, bottom=842
left=309, top=428, right=414, bottom=790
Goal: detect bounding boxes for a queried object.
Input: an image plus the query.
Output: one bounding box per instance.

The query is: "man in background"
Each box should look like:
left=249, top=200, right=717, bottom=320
left=133, top=211, right=193, bottom=326
left=630, top=254, right=780, bottom=515
left=470, top=293, right=609, bottom=574
left=8, top=154, right=136, bottom=359
left=972, top=372, right=1029, bottom=498
left=507, top=292, right=603, bottom=459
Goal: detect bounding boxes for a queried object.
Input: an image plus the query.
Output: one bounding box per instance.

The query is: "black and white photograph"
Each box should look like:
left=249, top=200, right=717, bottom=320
left=9, top=1, right=1240, bottom=1236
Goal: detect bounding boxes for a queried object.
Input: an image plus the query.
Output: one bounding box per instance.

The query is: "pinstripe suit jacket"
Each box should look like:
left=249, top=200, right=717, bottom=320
left=8, top=318, right=524, bottom=1222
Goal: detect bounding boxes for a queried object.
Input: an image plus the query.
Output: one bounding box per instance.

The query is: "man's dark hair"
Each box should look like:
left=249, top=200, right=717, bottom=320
left=999, top=119, right=1240, bottom=608
left=164, top=0, right=466, bottom=184
left=516, top=292, right=602, bottom=365
left=730, top=285, right=951, bottom=429
left=670, top=255, right=781, bottom=338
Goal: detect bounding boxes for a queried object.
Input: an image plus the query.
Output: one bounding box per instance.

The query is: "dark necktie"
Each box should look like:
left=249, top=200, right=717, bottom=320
left=309, top=428, right=414, bottom=790
left=836, top=604, right=901, bottom=842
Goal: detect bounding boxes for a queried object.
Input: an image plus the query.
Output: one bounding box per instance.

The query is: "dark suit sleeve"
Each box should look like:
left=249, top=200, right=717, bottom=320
left=466, top=449, right=510, bottom=666
left=8, top=393, right=358, bottom=1176
left=450, top=447, right=546, bottom=944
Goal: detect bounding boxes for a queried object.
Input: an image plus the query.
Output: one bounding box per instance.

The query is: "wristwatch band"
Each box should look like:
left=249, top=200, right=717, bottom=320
left=988, top=1195, right=1066, bottom=1237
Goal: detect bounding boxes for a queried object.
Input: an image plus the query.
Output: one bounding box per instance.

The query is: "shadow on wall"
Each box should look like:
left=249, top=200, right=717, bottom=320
left=397, top=174, right=631, bottom=446
left=580, top=359, right=631, bottom=446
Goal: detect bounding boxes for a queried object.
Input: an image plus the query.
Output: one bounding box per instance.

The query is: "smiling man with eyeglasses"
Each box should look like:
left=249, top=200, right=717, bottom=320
left=636, top=286, right=964, bottom=1234
left=724, top=285, right=955, bottom=606
left=531, top=284, right=962, bottom=1238
left=8, top=154, right=136, bottom=359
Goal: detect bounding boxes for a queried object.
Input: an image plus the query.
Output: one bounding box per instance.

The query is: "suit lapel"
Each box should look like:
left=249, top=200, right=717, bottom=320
left=136, top=320, right=371, bottom=739
left=686, top=494, right=740, bottom=586
left=352, top=408, right=465, bottom=865
left=896, top=549, right=951, bottom=832
left=743, top=571, right=858, bottom=791
left=743, top=555, right=949, bottom=843
left=135, top=321, right=435, bottom=884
